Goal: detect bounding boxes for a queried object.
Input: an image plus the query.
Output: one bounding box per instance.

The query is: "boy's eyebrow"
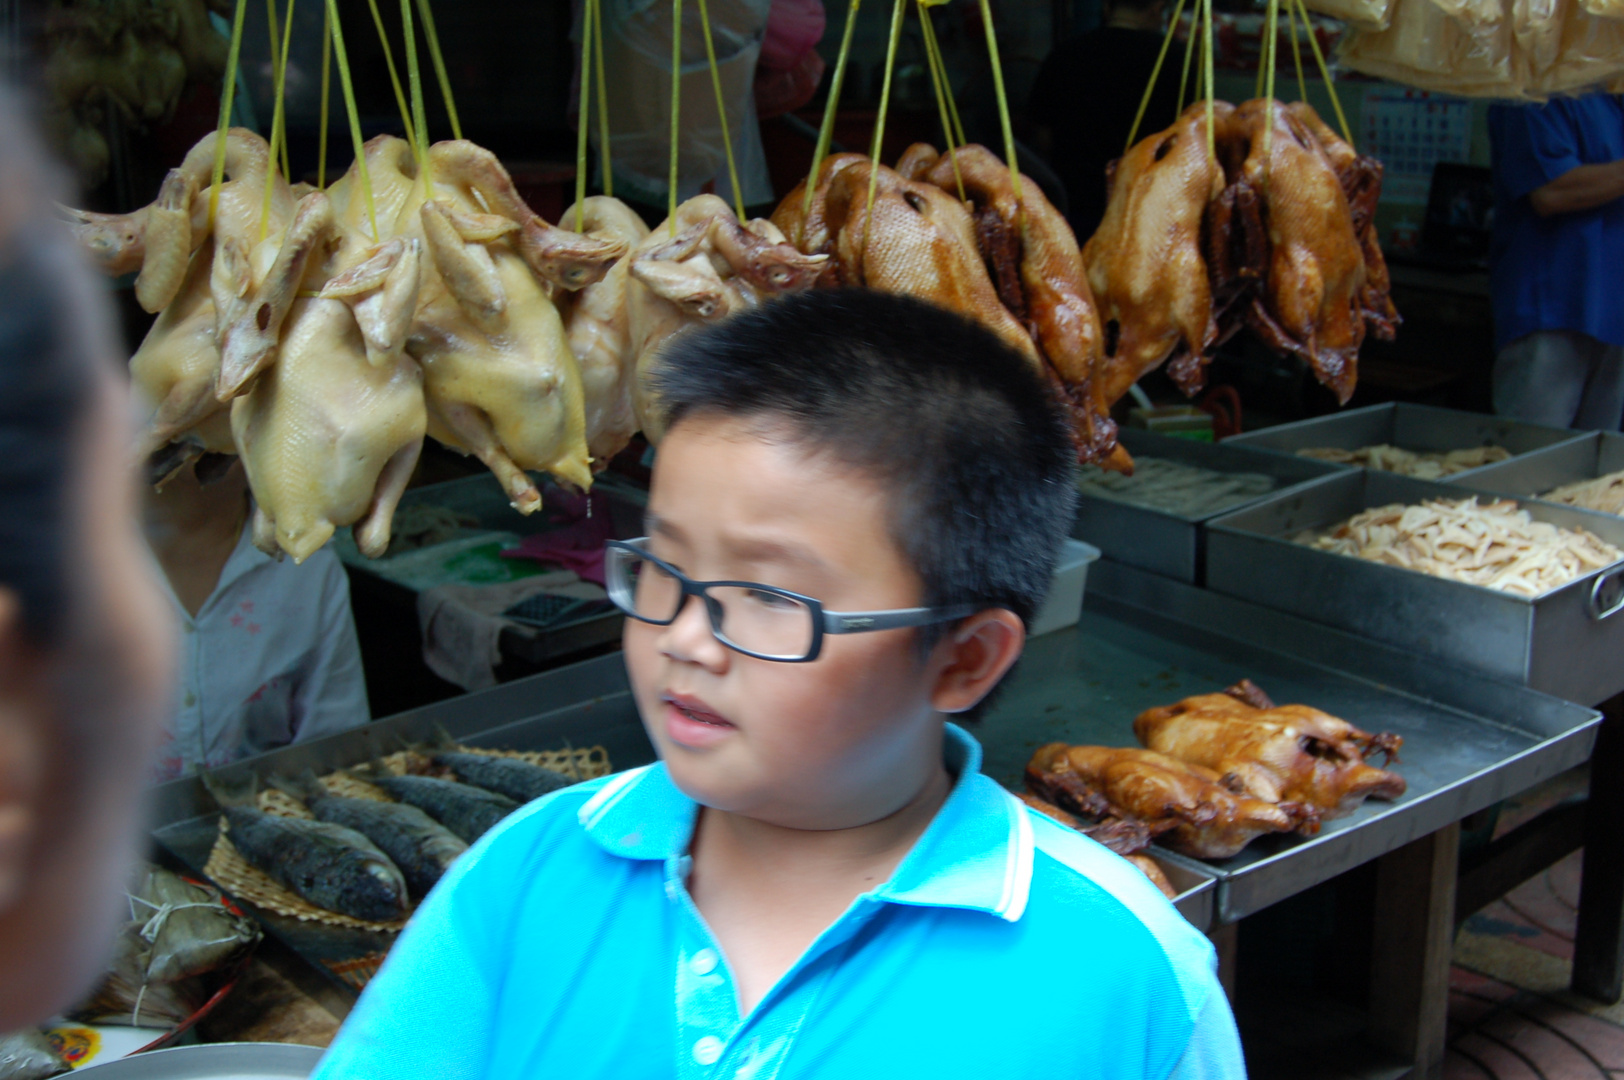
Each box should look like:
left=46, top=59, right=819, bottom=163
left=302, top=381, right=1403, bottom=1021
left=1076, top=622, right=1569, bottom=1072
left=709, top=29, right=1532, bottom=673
left=644, top=514, right=830, bottom=573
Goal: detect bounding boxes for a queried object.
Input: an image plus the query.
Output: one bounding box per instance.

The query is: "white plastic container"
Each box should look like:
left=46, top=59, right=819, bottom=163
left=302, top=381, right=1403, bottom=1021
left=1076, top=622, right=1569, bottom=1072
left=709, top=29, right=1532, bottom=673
left=1028, top=538, right=1102, bottom=637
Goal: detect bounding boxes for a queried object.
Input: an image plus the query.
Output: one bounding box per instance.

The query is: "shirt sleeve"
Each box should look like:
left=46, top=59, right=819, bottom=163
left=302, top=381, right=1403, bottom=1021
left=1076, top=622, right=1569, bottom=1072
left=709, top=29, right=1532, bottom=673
left=1163, top=984, right=1248, bottom=1080
left=290, top=550, right=370, bottom=743
left=1491, top=101, right=1586, bottom=202
left=312, top=836, right=503, bottom=1080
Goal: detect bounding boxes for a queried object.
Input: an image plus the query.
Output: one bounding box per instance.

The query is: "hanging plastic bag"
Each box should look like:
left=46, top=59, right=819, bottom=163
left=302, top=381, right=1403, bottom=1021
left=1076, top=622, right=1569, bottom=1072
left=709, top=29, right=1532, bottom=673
left=1525, top=0, right=1624, bottom=95
left=1304, top=0, right=1396, bottom=32
left=596, top=0, right=776, bottom=208
left=1339, top=0, right=1521, bottom=97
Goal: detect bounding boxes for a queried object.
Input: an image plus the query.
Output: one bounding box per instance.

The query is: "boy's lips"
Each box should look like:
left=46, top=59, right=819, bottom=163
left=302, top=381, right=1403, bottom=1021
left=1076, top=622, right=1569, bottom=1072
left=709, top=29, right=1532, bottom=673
left=662, top=692, right=736, bottom=749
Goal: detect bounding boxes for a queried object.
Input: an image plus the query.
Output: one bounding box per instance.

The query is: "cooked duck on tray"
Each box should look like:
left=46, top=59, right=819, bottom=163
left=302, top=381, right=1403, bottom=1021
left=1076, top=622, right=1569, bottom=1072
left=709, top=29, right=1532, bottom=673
left=1135, top=679, right=1406, bottom=819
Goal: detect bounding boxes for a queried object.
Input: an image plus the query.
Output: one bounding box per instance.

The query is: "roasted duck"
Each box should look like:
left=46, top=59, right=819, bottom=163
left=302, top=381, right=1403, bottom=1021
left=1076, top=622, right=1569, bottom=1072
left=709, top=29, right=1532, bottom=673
left=1083, top=104, right=1227, bottom=429
left=1222, top=100, right=1368, bottom=404
left=1134, top=680, right=1406, bottom=818
left=770, top=152, right=867, bottom=279
left=821, top=160, right=1041, bottom=367
left=1027, top=742, right=1316, bottom=860
left=918, top=145, right=1115, bottom=467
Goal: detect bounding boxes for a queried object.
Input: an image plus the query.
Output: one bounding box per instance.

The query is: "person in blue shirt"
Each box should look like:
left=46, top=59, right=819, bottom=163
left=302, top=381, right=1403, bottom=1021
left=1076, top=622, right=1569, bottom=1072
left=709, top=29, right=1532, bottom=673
left=1488, top=94, right=1624, bottom=430
left=312, top=290, right=1245, bottom=1080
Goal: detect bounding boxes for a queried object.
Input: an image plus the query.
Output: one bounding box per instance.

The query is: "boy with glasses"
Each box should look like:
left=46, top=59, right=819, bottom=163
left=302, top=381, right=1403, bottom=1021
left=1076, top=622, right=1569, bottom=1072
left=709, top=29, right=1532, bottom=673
left=313, top=290, right=1244, bottom=1080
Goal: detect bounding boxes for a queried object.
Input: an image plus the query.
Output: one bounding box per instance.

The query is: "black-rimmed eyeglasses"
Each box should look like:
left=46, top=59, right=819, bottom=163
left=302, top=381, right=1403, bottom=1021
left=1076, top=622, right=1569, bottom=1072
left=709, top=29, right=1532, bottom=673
left=604, top=538, right=978, bottom=662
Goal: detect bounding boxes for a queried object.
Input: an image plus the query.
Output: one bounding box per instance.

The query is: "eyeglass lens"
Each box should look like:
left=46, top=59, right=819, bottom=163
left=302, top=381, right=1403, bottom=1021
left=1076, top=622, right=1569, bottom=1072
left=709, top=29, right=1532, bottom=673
left=614, top=550, right=816, bottom=659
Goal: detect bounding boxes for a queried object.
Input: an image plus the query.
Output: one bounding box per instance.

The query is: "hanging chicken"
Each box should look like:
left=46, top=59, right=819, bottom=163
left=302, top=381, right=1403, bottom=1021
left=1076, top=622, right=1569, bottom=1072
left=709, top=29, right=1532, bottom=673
left=1133, top=680, right=1406, bottom=819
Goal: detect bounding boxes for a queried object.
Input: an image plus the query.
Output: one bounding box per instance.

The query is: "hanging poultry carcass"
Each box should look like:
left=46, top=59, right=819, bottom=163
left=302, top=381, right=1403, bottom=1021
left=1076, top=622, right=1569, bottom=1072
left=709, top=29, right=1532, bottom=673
left=559, top=196, right=653, bottom=469
left=1083, top=103, right=1228, bottom=437
left=630, top=195, right=828, bottom=442
left=769, top=152, right=867, bottom=283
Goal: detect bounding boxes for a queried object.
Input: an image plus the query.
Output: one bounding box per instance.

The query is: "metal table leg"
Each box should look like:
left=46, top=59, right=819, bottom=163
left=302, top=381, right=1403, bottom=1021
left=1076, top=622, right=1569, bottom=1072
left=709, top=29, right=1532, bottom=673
left=1369, top=822, right=1461, bottom=1080
left=1573, top=693, right=1624, bottom=1003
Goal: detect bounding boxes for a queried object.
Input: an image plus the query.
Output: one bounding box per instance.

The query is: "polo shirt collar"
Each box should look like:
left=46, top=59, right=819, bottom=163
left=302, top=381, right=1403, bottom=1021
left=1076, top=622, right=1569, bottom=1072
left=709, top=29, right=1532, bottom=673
left=576, top=723, right=1034, bottom=923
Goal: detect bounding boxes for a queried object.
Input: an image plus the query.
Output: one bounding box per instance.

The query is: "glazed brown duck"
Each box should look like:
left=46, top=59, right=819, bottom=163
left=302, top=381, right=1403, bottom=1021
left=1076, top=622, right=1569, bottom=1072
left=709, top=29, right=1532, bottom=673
left=919, top=144, right=1116, bottom=468
left=1134, top=679, right=1406, bottom=818
left=1083, top=104, right=1227, bottom=436
left=1026, top=742, right=1316, bottom=860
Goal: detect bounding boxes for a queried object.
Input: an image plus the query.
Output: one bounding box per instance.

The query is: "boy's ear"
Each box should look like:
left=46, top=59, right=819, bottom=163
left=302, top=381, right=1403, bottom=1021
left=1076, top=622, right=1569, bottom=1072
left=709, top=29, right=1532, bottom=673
left=929, top=609, right=1025, bottom=715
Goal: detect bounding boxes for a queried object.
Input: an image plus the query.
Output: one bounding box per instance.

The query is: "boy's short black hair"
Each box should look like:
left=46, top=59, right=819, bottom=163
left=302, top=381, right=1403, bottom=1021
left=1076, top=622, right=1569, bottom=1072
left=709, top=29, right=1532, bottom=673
left=651, top=289, right=1079, bottom=646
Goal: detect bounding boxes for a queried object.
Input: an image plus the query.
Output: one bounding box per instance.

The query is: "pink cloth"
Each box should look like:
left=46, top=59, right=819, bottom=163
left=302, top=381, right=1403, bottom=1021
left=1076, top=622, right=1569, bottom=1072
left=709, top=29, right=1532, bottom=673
left=759, top=0, right=825, bottom=69
left=500, top=490, right=614, bottom=586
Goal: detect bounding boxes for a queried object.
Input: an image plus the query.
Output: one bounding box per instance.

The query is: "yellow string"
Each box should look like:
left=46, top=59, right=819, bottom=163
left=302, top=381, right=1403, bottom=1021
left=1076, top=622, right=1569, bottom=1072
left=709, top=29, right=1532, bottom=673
left=976, top=0, right=1022, bottom=211
left=318, top=2, right=331, bottom=187
left=326, top=0, right=379, bottom=240
left=1288, top=0, right=1306, bottom=102
left=1262, top=0, right=1278, bottom=177
left=862, top=0, right=907, bottom=226
left=800, top=0, right=861, bottom=238
left=668, top=0, right=682, bottom=221
left=594, top=0, right=613, bottom=197
left=1176, top=5, right=1197, bottom=116
left=575, top=0, right=594, bottom=230
left=919, top=8, right=965, bottom=148
left=416, top=0, right=462, bottom=139
left=208, top=0, right=248, bottom=229
left=1203, top=0, right=1215, bottom=161
left=400, top=0, right=430, bottom=185
left=364, top=0, right=418, bottom=150
left=1296, top=0, right=1353, bottom=146
left=1126, top=0, right=1187, bottom=152
left=696, top=0, right=746, bottom=219
left=265, top=0, right=291, bottom=179
left=918, top=0, right=963, bottom=201
left=261, top=0, right=296, bottom=242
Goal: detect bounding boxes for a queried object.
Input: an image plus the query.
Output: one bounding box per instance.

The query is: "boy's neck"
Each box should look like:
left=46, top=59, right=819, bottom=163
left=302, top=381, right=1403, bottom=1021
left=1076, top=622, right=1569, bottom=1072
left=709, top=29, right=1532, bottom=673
left=687, top=753, right=954, bottom=1016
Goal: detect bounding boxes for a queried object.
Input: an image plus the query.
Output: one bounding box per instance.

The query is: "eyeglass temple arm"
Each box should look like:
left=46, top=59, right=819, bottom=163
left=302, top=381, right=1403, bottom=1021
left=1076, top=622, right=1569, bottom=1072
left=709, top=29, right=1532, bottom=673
left=822, top=604, right=982, bottom=635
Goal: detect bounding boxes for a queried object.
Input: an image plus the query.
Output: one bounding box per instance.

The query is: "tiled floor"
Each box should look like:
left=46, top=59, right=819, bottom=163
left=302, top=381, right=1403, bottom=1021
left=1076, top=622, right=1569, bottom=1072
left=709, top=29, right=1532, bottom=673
left=1447, top=849, right=1624, bottom=1079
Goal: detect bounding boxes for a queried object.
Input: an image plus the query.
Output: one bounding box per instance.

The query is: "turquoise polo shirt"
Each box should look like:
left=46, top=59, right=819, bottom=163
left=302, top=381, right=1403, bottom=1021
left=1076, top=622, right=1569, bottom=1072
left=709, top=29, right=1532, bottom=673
left=313, top=725, right=1244, bottom=1080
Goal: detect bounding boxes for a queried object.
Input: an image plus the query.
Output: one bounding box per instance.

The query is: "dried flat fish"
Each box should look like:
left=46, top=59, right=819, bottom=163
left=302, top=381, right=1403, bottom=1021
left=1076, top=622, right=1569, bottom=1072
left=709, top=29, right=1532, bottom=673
left=1544, top=468, right=1624, bottom=517
left=1298, top=496, right=1622, bottom=596
left=431, top=751, right=574, bottom=803
left=360, top=773, right=518, bottom=843
left=222, top=807, right=409, bottom=923
left=1076, top=456, right=1275, bottom=517
left=1297, top=443, right=1511, bottom=479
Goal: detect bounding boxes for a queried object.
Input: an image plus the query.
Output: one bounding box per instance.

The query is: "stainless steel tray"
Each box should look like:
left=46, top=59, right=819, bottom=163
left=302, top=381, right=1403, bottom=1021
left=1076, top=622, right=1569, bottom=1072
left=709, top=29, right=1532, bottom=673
left=1204, top=469, right=1624, bottom=705
left=77, top=1043, right=323, bottom=1078
left=148, top=647, right=1218, bottom=994
left=1449, top=430, right=1624, bottom=512
left=1072, top=429, right=1346, bottom=583
left=1063, top=560, right=1600, bottom=923
left=1222, top=402, right=1585, bottom=478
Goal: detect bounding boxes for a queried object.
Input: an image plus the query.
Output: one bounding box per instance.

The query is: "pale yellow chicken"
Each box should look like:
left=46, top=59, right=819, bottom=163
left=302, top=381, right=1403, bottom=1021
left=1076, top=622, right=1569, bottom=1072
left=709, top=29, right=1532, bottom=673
left=559, top=197, right=652, bottom=469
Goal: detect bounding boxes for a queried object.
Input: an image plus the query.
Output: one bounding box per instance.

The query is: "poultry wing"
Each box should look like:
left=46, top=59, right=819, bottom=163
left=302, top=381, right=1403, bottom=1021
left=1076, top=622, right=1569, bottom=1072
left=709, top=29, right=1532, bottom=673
left=1134, top=679, right=1406, bottom=818
left=1083, top=104, right=1227, bottom=460
left=1027, top=742, right=1316, bottom=860
left=1225, top=99, right=1368, bottom=404
left=770, top=152, right=867, bottom=281
left=920, top=144, right=1115, bottom=467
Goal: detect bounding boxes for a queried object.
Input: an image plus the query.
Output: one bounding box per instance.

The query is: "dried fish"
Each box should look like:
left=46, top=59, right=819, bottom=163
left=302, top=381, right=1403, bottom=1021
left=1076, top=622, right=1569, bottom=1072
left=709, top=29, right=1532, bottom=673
left=1298, top=496, right=1622, bottom=596
left=431, top=752, right=574, bottom=803
left=1544, top=467, right=1624, bottom=517
left=222, top=807, right=409, bottom=922
left=274, top=775, right=467, bottom=901
left=362, top=773, right=518, bottom=843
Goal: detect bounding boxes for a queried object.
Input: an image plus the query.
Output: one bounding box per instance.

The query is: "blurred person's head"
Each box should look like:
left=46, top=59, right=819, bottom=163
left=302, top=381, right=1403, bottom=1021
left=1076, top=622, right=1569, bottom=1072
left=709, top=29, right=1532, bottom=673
left=0, top=88, right=175, bottom=1028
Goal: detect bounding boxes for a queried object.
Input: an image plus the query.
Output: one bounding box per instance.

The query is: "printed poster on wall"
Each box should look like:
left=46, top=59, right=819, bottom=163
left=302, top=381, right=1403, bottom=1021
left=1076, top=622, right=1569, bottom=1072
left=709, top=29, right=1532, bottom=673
left=1360, top=87, right=1473, bottom=204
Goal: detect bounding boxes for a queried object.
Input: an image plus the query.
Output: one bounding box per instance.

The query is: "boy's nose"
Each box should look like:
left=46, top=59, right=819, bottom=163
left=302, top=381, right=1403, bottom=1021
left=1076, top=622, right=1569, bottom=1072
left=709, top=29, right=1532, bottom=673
left=658, top=593, right=729, bottom=669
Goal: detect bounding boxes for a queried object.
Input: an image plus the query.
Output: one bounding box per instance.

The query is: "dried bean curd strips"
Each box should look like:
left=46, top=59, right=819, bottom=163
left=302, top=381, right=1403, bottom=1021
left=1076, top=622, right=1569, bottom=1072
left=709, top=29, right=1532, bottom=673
left=1297, top=443, right=1511, bottom=479
left=1295, top=496, right=1621, bottom=597
left=1076, top=457, right=1275, bottom=517
left=1543, top=468, right=1624, bottom=517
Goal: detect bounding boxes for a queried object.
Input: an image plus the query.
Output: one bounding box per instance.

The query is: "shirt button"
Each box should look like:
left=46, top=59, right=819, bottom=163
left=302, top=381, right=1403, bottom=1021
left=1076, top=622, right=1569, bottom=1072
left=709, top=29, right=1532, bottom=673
left=692, top=1036, right=723, bottom=1066
left=689, top=948, right=718, bottom=976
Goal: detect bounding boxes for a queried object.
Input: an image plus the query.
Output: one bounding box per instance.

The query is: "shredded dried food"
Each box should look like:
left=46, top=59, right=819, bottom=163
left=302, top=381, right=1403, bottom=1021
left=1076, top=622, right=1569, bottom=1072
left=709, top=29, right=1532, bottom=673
left=1543, top=468, right=1624, bottom=517
left=1296, top=496, right=1622, bottom=596
left=1076, top=456, right=1275, bottom=517
left=1296, top=443, right=1512, bottom=478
